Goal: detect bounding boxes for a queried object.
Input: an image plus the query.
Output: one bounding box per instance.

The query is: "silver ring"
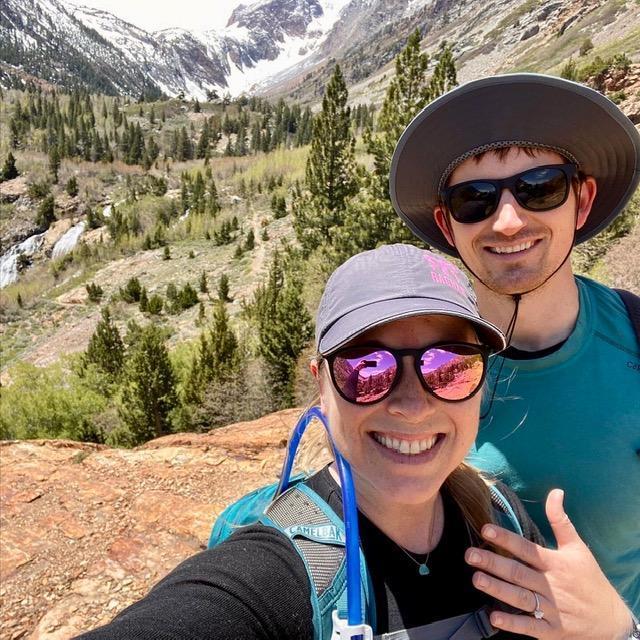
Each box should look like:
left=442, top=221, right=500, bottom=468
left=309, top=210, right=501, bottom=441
left=532, top=591, right=544, bottom=620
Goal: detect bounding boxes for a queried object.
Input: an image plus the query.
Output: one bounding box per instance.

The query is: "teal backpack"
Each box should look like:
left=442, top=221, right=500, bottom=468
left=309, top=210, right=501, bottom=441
left=208, top=408, right=539, bottom=640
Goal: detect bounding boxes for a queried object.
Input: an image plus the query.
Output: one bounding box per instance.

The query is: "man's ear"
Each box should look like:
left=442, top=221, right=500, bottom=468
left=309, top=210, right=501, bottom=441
left=576, top=176, right=597, bottom=231
left=434, top=205, right=456, bottom=248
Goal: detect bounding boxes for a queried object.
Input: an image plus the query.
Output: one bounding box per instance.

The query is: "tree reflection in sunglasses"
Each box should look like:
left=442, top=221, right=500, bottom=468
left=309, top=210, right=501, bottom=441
left=335, top=349, right=483, bottom=402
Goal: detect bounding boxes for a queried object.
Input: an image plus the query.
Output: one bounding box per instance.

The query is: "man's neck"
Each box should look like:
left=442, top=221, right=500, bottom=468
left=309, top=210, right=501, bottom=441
left=476, top=269, right=581, bottom=352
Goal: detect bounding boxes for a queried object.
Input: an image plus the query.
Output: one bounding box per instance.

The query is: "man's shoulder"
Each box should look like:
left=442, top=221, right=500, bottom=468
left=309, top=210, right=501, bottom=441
left=576, top=275, right=629, bottom=317
left=576, top=275, right=638, bottom=350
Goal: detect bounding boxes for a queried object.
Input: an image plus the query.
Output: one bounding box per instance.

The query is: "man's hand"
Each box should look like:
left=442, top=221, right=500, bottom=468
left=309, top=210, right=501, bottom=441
left=464, top=489, right=634, bottom=638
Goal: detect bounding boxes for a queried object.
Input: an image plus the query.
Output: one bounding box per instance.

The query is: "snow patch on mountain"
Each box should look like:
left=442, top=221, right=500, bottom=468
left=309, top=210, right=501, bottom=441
left=226, top=33, right=313, bottom=94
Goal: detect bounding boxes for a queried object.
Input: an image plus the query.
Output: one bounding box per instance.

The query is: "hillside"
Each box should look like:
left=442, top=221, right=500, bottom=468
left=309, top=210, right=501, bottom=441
left=0, top=409, right=300, bottom=639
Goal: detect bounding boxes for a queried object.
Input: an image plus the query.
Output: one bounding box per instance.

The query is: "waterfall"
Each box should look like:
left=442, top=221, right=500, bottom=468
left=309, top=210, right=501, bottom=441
left=0, top=232, right=46, bottom=289
left=51, top=221, right=87, bottom=260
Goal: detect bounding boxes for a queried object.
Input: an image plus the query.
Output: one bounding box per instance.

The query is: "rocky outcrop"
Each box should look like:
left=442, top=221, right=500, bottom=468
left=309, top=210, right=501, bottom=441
left=0, top=409, right=300, bottom=639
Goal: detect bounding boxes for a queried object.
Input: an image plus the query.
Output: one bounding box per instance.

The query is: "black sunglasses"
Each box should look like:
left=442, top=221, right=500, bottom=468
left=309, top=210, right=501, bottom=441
left=440, top=163, right=579, bottom=224
left=325, top=342, right=491, bottom=405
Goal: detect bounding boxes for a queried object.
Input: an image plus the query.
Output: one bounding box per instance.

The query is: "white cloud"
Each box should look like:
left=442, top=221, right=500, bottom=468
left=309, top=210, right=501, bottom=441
left=71, top=0, right=242, bottom=32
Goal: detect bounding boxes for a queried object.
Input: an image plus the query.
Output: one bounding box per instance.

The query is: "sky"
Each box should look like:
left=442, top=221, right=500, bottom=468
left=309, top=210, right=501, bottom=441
left=71, top=0, right=244, bottom=32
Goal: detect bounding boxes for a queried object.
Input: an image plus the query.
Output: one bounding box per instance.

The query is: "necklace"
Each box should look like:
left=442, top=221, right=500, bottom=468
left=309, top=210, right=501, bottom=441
left=394, top=495, right=442, bottom=577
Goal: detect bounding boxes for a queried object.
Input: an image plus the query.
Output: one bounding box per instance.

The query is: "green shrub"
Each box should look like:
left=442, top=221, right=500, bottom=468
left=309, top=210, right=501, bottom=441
left=147, top=294, right=163, bottom=314
left=0, top=362, right=108, bottom=442
left=86, top=282, right=104, bottom=302
left=579, top=38, right=593, bottom=57
left=0, top=152, right=19, bottom=182
left=66, top=176, right=79, bottom=197
left=119, top=277, right=142, bottom=303
left=27, top=180, right=51, bottom=200
left=36, top=195, right=56, bottom=229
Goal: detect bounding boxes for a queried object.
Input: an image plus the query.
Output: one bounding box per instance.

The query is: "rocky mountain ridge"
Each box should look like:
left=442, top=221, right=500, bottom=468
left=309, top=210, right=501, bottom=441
left=0, top=409, right=301, bottom=639
left=2, top=0, right=637, bottom=102
left=0, top=0, right=353, bottom=98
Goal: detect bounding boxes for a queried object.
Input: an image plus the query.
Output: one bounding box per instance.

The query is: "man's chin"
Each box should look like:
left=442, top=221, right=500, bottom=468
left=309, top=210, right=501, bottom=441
left=479, top=268, right=547, bottom=297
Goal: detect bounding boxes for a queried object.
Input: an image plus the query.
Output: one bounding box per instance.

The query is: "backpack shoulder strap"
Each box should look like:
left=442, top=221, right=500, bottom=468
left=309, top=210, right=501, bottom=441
left=260, top=482, right=374, bottom=640
left=614, top=288, right=640, bottom=350
left=489, top=481, right=545, bottom=546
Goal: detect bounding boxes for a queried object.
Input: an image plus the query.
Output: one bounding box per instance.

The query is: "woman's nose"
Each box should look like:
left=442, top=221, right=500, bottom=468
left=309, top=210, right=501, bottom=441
left=385, top=358, right=436, bottom=422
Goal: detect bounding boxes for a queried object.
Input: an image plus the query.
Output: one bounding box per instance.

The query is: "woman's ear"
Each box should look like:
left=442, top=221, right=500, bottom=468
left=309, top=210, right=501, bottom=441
left=310, top=358, right=328, bottom=414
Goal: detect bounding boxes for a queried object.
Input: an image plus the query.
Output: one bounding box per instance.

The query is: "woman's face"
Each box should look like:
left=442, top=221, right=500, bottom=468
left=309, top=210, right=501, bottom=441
left=315, top=315, right=482, bottom=509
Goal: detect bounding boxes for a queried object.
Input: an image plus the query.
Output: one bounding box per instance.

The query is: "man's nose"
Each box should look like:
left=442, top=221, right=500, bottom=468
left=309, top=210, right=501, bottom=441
left=492, top=190, right=527, bottom=236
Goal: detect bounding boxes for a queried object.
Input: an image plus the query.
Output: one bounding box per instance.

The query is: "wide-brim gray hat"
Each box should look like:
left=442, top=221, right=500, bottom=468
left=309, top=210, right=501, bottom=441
left=315, top=244, right=505, bottom=354
left=389, top=73, right=640, bottom=256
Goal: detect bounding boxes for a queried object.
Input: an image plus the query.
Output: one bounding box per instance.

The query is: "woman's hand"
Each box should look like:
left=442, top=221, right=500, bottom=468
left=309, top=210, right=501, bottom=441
left=464, top=489, right=634, bottom=639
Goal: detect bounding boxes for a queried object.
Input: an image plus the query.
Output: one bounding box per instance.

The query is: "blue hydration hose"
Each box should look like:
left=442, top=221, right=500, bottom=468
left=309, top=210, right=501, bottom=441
left=274, top=406, right=364, bottom=630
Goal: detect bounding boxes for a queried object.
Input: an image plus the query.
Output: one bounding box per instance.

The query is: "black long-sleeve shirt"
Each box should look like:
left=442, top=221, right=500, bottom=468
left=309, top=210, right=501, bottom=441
left=78, top=469, right=526, bottom=639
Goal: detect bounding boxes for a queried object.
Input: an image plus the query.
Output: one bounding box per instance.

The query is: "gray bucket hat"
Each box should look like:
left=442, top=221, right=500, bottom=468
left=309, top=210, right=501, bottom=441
left=389, top=73, right=640, bottom=256
left=315, top=244, right=505, bottom=355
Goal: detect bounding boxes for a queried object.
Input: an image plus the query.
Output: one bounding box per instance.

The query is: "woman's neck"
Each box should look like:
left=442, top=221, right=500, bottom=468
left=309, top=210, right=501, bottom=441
left=329, top=465, right=444, bottom=554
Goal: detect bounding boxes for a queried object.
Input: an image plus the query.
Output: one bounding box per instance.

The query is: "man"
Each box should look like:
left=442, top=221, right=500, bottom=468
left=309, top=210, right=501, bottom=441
left=389, top=74, right=640, bottom=624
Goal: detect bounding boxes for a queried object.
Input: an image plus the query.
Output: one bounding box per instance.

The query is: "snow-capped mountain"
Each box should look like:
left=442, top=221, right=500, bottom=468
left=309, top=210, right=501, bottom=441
left=0, top=0, right=354, bottom=98
left=3, top=0, right=636, bottom=101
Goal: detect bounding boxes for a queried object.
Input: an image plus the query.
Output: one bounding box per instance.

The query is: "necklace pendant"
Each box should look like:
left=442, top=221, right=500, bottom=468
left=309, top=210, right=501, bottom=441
left=418, top=563, right=430, bottom=576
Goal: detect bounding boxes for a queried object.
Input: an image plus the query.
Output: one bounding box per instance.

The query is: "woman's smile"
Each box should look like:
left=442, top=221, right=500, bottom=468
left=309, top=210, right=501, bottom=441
left=371, top=431, right=446, bottom=463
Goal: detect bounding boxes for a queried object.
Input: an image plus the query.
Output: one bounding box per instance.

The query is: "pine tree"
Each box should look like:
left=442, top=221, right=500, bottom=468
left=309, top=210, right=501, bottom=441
left=139, top=286, right=149, bottom=312
left=36, top=194, right=56, bottom=230
left=428, top=41, right=457, bottom=101
left=48, top=146, right=60, bottom=183
left=217, top=273, right=231, bottom=302
left=196, top=301, right=206, bottom=326
left=253, top=252, right=313, bottom=407
left=199, top=271, right=208, bottom=293
left=85, top=282, right=103, bottom=302
left=84, top=307, right=125, bottom=380
left=147, top=294, right=163, bottom=315
left=364, top=29, right=430, bottom=200
left=66, top=175, right=78, bottom=197
left=245, top=228, right=255, bottom=251
left=183, top=301, right=238, bottom=404
left=0, top=152, right=19, bottom=182
left=118, top=324, right=178, bottom=444
left=292, top=65, right=358, bottom=254
left=208, top=302, right=238, bottom=376
left=330, top=31, right=455, bottom=259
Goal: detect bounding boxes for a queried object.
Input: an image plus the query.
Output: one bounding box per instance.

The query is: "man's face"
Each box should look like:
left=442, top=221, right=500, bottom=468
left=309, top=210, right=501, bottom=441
left=434, top=148, right=596, bottom=295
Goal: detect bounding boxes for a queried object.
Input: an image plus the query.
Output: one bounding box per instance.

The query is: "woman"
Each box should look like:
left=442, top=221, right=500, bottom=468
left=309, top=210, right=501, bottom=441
left=78, top=244, right=637, bottom=640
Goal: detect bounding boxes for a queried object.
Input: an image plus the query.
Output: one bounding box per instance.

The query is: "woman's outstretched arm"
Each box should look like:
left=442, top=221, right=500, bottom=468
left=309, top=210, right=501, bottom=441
left=75, top=525, right=314, bottom=640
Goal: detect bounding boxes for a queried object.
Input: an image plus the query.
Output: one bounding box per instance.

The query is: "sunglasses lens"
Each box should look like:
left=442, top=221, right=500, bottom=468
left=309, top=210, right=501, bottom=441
left=420, top=346, right=485, bottom=401
left=332, top=348, right=396, bottom=404
left=449, top=182, right=498, bottom=223
left=516, top=167, right=568, bottom=210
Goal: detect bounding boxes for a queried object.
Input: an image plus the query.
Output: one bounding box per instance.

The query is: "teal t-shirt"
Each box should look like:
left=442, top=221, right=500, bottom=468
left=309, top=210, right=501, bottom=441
left=470, top=276, right=640, bottom=615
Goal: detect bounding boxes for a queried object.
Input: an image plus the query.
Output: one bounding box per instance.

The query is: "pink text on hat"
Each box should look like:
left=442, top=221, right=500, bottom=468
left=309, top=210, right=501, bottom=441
left=423, top=254, right=467, bottom=297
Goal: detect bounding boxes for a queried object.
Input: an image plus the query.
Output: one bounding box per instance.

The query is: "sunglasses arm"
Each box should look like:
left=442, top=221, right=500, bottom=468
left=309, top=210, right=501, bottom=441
left=274, top=406, right=371, bottom=638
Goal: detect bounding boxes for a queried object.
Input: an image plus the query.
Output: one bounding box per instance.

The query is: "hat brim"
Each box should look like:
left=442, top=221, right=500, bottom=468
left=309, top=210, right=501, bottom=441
left=318, top=298, right=506, bottom=355
left=389, top=74, right=640, bottom=256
